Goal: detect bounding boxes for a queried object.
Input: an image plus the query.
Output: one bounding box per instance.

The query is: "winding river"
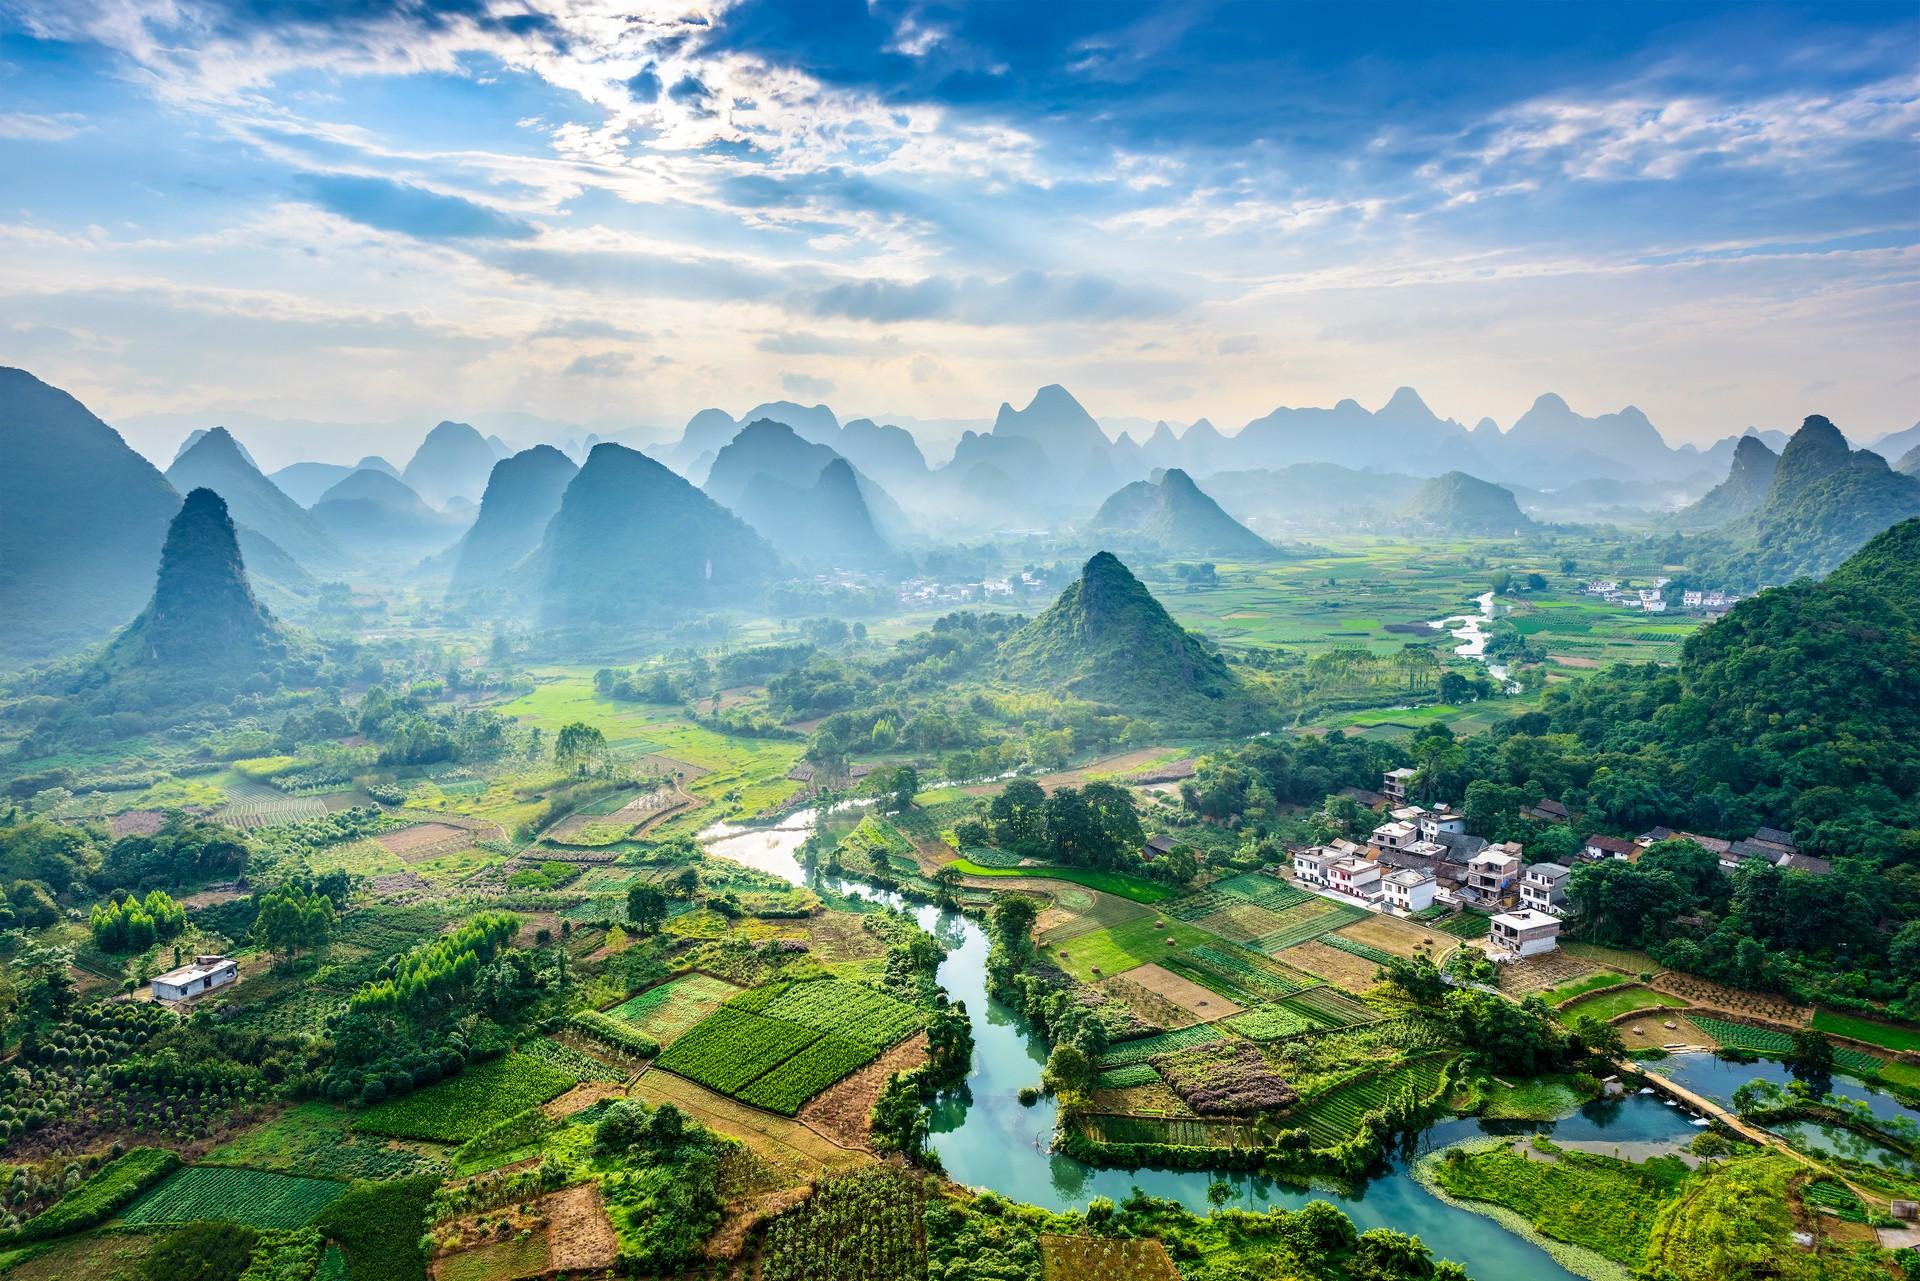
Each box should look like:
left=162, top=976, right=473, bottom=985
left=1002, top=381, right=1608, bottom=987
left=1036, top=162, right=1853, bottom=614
left=701, top=812, right=1701, bottom=1280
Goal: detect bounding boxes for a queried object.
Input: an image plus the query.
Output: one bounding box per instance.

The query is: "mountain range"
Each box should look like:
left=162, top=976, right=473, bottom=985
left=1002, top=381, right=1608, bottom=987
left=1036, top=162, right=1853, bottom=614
left=166, top=427, right=352, bottom=574
left=449, top=445, right=579, bottom=596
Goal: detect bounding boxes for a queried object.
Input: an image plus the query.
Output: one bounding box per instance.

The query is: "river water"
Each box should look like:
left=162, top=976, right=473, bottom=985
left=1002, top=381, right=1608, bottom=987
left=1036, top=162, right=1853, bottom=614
left=700, top=814, right=1702, bottom=1279
left=1429, top=590, right=1511, bottom=685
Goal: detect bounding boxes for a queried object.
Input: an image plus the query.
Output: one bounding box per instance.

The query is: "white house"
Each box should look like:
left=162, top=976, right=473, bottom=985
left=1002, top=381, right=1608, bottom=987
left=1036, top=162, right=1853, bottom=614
left=1519, top=863, right=1571, bottom=915
left=1370, top=820, right=1419, bottom=852
left=1489, top=910, right=1562, bottom=957
left=1293, top=846, right=1335, bottom=887
left=1382, top=767, right=1418, bottom=803
left=1382, top=867, right=1437, bottom=914
left=152, top=954, right=237, bottom=1002
left=1418, top=807, right=1466, bottom=841
left=1329, top=856, right=1383, bottom=902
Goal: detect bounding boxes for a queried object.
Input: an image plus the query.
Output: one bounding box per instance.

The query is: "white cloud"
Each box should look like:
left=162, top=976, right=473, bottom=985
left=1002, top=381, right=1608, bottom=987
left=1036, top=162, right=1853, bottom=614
left=0, top=111, right=89, bottom=140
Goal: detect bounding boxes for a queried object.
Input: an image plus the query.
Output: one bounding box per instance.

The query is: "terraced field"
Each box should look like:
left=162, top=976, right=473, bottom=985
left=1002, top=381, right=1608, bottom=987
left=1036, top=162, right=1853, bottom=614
left=1292, top=1055, right=1452, bottom=1148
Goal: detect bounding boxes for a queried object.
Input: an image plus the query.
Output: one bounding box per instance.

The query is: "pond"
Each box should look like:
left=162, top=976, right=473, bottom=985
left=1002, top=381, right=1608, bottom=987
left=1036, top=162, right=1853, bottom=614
left=700, top=814, right=1702, bottom=1280
left=1648, top=1050, right=1920, bottom=1172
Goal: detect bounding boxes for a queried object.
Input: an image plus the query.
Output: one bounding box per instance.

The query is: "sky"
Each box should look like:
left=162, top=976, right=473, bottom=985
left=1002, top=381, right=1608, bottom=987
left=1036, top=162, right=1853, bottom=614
left=1, top=0, right=1916, bottom=461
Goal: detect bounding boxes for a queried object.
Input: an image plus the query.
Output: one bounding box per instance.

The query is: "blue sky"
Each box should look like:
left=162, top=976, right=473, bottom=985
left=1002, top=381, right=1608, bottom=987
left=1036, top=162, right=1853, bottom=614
left=0, top=0, right=1915, bottom=457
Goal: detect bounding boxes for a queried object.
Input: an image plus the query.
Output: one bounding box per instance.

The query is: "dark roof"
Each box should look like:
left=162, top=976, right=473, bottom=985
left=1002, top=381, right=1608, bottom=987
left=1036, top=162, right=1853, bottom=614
left=1638, top=826, right=1677, bottom=844
left=1781, top=853, right=1833, bottom=876
left=1728, top=839, right=1785, bottom=863
left=1376, top=848, right=1440, bottom=875
left=1751, top=826, right=1796, bottom=849
left=1433, top=831, right=1488, bottom=864
left=1340, top=786, right=1390, bottom=808
left=1145, top=834, right=1179, bottom=854
left=1584, top=835, right=1636, bottom=855
left=1525, top=798, right=1570, bottom=820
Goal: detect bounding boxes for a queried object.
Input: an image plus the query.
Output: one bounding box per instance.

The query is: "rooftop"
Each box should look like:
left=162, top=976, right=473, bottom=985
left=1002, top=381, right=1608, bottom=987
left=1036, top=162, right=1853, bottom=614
left=153, top=955, right=233, bottom=987
left=1491, top=909, right=1560, bottom=931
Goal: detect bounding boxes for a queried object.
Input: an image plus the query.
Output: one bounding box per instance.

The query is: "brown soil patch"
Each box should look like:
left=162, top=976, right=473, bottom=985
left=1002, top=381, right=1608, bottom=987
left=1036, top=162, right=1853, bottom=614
left=1550, top=654, right=1601, bottom=668
left=706, top=1186, right=811, bottom=1262
left=543, top=1082, right=627, bottom=1120
left=513, top=911, right=562, bottom=947
left=631, top=1070, right=870, bottom=1188
left=1041, top=1233, right=1180, bottom=1281
left=1617, top=1013, right=1714, bottom=1053
left=1334, top=914, right=1450, bottom=961
left=1277, top=940, right=1385, bottom=992
left=375, top=822, right=477, bottom=863
left=1653, top=971, right=1812, bottom=1026
left=541, top=1182, right=619, bottom=1272
left=1107, top=962, right=1241, bottom=1023
left=1497, top=949, right=1603, bottom=997
left=175, top=883, right=247, bottom=909
left=798, top=1033, right=928, bottom=1151
left=109, top=810, right=167, bottom=838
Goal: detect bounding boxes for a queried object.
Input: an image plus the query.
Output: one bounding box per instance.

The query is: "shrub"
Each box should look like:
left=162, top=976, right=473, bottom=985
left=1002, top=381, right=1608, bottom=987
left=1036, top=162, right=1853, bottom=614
left=5, top=1147, right=179, bottom=1241
left=310, top=1175, right=439, bottom=1281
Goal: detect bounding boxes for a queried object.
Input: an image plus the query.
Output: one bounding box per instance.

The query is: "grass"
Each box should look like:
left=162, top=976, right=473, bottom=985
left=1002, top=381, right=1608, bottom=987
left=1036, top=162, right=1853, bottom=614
left=436, top=1237, right=548, bottom=1281
left=656, top=1007, right=823, bottom=1095
left=1555, top=986, right=1685, bottom=1025
left=121, top=1165, right=348, bottom=1229
left=205, top=1102, right=442, bottom=1182
left=1426, top=1136, right=1691, bottom=1267
left=945, top=859, right=1173, bottom=903
left=1042, top=916, right=1216, bottom=982
left=1811, top=1009, right=1920, bottom=1054
left=1478, top=1074, right=1600, bottom=1121
left=1542, top=972, right=1628, bottom=1005
left=1097, top=1024, right=1228, bottom=1069
left=357, top=1054, right=576, bottom=1143
left=311, top=1174, right=439, bottom=1281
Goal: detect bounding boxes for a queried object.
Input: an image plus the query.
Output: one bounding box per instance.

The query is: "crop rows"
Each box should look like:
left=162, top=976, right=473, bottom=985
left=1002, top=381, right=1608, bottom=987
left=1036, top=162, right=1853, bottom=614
left=1250, top=901, right=1369, bottom=953
left=1804, top=1178, right=1870, bottom=1223
left=1186, top=944, right=1312, bottom=995
left=1098, top=1023, right=1227, bottom=1069
left=1294, top=1057, right=1450, bottom=1148
left=357, top=1054, right=576, bottom=1142
left=1320, top=934, right=1397, bottom=967
left=1096, top=1063, right=1163, bottom=1089
left=744, top=978, right=922, bottom=1049
left=1435, top=913, right=1493, bottom=939
left=215, top=794, right=332, bottom=829
left=737, top=1035, right=878, bottom=1115
left=1224, top=1003, right=1316, bottom=1042
left=610, top=973, right=743, bottom=1045
left=758, top=1167, right=928, bottom=1281
left=1281, top=986, right=1382, bottom=1027
left=655, top=1008, right=824, bottom=1094
left=516, top=1035, right=626, bottom=1084
left=122, top=1166, right=347, bottom=1229
left=1686, top=1015, right=1883, bottom=1073
left=1211, top=872, right=1315, bottom=912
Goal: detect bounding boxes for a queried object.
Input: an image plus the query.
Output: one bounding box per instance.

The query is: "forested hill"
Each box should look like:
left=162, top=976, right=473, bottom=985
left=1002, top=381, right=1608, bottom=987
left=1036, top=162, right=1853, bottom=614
left=998, top=551, right=1238, bottom=709
left=1086, top=468, right=1274, bottom=558
left=1538, top=517, right=1920, bottom=857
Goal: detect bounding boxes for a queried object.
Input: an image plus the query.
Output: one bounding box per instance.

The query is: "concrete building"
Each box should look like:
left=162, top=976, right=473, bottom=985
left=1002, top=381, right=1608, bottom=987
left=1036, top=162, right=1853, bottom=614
left=1329, top=856, right=1384, bottom=902
left=1489, top=910, right=1562, bottom=957
left=1519, top=863, right=1571, bottom=915
left=1383, top=767, right=1418, bottom=803
left=1370, top=820, right=1419, bottom=852
left=152, top=954, right=237, bottom=1002
left=1466, top=848, right=1523, bottom=903
left=1382, top=867, right=1437, bottom=914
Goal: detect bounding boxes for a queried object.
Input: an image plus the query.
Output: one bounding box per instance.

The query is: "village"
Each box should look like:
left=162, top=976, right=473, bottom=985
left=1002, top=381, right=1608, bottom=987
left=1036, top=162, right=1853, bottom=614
left=1275, top=765, right=1828, bottom=965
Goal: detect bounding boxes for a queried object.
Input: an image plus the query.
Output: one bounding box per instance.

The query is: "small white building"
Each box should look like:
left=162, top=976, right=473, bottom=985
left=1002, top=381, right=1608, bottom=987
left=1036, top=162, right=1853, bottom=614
left=1382, top=767, right=1418, bottom=803
left=1293, top=846, right=1335, bottom=887
left=1382, top=867, right=1437, bottom=914
left=152, top=954, right=237, bottom=1002
left=1418, top=807, right=1466, bottom=841
left=1370, top=820, right=1419, bottom=852
left=1489, top=910, right=1561, bottom=957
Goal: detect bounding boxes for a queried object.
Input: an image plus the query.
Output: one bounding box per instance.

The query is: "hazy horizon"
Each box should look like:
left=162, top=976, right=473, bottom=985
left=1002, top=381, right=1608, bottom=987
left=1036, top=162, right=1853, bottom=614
left=3, top=0, right=1916, bottom=452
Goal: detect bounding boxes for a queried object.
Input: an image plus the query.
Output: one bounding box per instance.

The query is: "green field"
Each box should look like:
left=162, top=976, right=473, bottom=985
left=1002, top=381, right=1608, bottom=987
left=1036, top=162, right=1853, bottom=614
left=121, top=1166, right=347, bottom=1229
left=1555, top=986, right=1686, bottom=1025
left=1097, top=1024, right=1229, bottom=1068
left=356, top=1053, right=577, bottom=1142
left=609, top=972, right=743, bottom=1046
left=1043, top=916, right=1216, bottom=982
left=205, top=1102, right=442, bottom=1182
left=945, top=859, right=1174, bottom=903
left=1811, top=1010, right=1920, bottom=1054
left=1294, top=1056, right=1451, bottom=1148
left=739, top=977, right=924, bottom=1049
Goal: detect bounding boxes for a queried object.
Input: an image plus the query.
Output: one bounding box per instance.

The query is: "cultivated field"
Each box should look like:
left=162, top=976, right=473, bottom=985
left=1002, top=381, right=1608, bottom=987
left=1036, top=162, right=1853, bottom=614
left=1101, top=962, right=1242, bottom=1027
left=1333, top=913, right=1450, bottom=960
left=630, top=1070, right=870, bottom=1186
left=608, top=973, right=743, bottom=1047
left=1653, top=972, right=1811, bottom=1025
left=1276, top=939, right=1387, bottom=991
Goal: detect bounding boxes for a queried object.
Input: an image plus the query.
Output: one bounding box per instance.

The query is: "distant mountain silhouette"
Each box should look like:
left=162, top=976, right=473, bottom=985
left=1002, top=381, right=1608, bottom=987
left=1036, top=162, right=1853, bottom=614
left=1675, top=435, right=1779, bottom=529
left=1000, top=551, right=1236, bottom=705
left=1898, top=444, right=1920, bottom=477
left=991, top=385, right=1111, bottom=469
left=173, top=427, right=259, bottom=469
left=738, top=458, right=892, bottom=569
left=836, top=418, right=927, bottom=488
left=1401, top=472, right=1533, bottom=535
left=100, top=489, right=313, bottom=686
left=167, top=427, right=350, bottom=573
left=450, top=445, right=578, bottom=595
left=739, top=400, right=841, bottom=447
left=312, top=469, right=467, bottom=562
left=0, top=367, right=182, bottom=664
left=531, top=443, right=781, bottom=627
left=401, top=420, right=496, bottom=506
left=1088, top=469, right=1274, bottom=557
left=704, top=419, right=841, bottom=512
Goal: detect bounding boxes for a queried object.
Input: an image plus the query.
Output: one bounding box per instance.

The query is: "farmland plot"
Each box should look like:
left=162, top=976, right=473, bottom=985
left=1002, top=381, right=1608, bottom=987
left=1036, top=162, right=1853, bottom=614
left=1293, top=1056, right=1452, bottom=1149
left=1248, top=900, right=1368, bottom=953
left=1098, top=1024, right=1228, bottom=1069
left=1106, top=962, right=1241, bottom=1025
left=373, top=821, right=478, bottom=864
left=747, top=978, right=923, bottom=1049
left=122, top=1166, right=347, bottom=1228
left=1334, top=913, right=1449, bottom=960
left=1041, top=1234, right=1179, bottom=1281
left=1277, top=939, right=1387, bottom=992
left=1653, top=972, right=1810, bottom=1025
left=357, top=1054, right=576, bottom=1142
left=655, top=1008, right=823, bottom=1095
